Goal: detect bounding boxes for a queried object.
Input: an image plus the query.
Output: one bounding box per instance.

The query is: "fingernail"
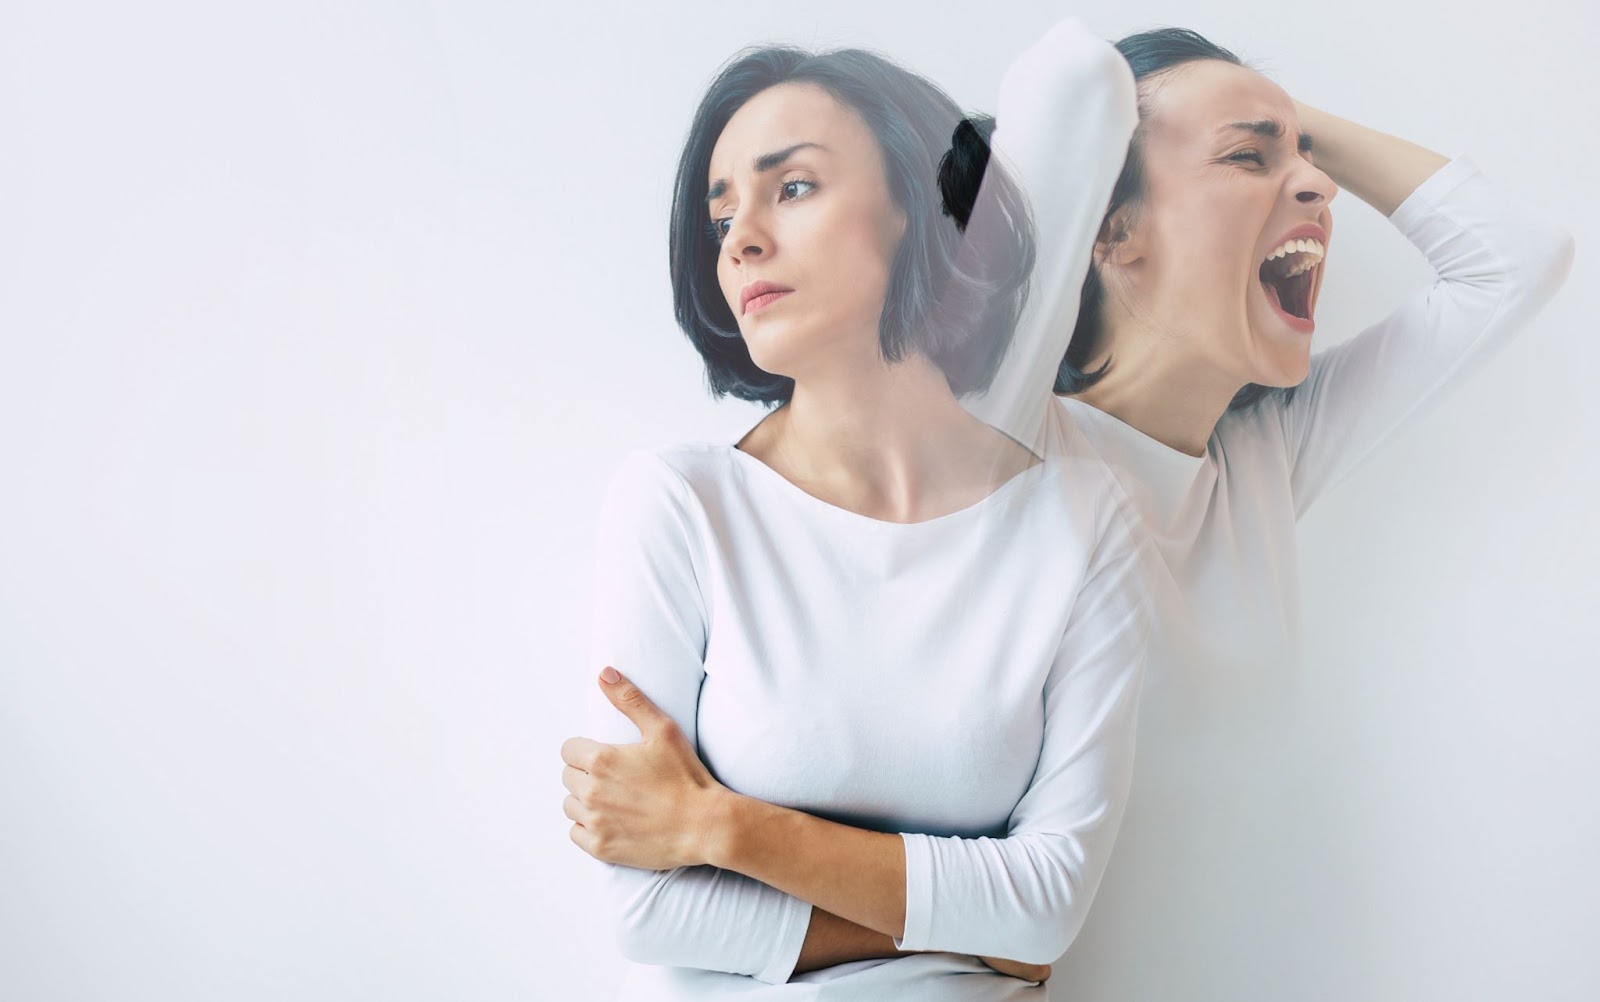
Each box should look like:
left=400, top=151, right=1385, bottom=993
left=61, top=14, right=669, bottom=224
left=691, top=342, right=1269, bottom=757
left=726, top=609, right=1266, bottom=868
left=600, top=666, right=620, bottom=684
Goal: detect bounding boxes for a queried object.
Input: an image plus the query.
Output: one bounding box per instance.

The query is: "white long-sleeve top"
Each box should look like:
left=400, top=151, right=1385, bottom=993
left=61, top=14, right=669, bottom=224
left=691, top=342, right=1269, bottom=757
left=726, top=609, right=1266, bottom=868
left=586, top=410, right=1147, bottom=1000
left=582, top=20, right=1145, bottom=1001
left=969, top=150, right=1575, bottom=997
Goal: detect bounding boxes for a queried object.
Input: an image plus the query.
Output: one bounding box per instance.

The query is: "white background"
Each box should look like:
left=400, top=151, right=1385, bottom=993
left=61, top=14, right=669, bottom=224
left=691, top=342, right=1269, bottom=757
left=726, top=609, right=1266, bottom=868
left=1, top=1, right=1595, bottom=999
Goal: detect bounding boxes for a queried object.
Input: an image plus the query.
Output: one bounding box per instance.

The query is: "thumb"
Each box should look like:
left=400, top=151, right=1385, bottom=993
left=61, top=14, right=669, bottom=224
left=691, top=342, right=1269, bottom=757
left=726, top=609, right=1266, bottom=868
left=599, top=667, right=666, bottom=734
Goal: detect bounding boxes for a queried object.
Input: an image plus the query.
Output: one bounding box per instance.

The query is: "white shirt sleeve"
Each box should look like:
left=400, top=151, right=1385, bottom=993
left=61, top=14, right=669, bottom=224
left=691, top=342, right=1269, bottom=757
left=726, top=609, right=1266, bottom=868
left=893, top=497, right=1152, bottom=964
left=961, top=17, right=1138, bottom=456
left=585, top=451, right=813, bottom=985
left=1279, top=156, right=1576, bottom=515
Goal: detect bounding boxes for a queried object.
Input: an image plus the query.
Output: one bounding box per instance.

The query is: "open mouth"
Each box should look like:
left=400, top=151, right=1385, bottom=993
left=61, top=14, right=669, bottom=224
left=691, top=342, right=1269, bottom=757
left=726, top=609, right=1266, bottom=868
left=1258, top=237, right=1324, bottom=326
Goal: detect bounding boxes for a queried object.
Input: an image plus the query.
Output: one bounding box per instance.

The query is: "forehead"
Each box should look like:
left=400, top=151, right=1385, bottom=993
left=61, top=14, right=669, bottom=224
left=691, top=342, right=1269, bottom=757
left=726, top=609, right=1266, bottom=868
left=1142, top=60, right=1294, bottom=144
left=707, top=81, right=869, bottom=178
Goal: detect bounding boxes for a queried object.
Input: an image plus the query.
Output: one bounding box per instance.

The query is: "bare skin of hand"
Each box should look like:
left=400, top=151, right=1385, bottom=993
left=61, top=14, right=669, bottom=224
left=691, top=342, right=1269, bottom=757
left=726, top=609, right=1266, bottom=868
left=564, top=668, right=1052, bottom=984
left=797, top=907, right=1048, bottom=982
left=559, top=666, right=725, bottom=870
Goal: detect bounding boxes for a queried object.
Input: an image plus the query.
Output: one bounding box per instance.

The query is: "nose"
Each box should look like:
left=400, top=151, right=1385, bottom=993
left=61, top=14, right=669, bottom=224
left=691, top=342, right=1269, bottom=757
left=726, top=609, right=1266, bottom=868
left=722, top=209, right=769, bottom=265
left=1293, top=160, right=1338, bottom=206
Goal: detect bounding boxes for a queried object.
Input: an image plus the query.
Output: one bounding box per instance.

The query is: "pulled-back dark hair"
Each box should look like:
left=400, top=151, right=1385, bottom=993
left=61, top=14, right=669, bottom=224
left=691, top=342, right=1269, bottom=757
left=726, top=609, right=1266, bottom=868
left=669, top=47, right=1035, bottom=405
left=1059, top=27, right=1286, bottom=411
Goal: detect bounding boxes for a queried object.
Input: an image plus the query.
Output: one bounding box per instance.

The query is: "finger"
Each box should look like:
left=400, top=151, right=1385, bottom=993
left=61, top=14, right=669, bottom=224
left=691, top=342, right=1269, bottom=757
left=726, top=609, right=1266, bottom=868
left=598, top=667, right=669, bottom=734
left=562, top=794, right=591, bottom=825
left=561, top=764, right=592, bottom=796
left=569, top=822, right=596, bottom=857
left=559, top=735, right=610, bottom=771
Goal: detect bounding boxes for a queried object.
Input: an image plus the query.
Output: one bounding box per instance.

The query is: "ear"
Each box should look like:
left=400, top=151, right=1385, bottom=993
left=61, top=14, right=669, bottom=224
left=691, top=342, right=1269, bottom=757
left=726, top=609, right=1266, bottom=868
left=1094, top=203, right=1145, bottom=267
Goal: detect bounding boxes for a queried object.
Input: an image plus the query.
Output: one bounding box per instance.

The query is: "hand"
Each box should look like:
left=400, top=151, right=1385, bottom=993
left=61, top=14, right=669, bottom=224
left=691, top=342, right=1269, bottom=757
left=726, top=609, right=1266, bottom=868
left=978, top=955, right=1052, bottom=983
left=560, top=666, right=729, bottom=871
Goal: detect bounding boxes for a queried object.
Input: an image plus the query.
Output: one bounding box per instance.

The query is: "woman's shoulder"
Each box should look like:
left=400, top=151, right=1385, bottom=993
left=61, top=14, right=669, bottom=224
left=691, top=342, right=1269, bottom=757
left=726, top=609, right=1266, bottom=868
left=601, top=441, right=743, bottom=512
left=611, top=440, right=733, bottom=481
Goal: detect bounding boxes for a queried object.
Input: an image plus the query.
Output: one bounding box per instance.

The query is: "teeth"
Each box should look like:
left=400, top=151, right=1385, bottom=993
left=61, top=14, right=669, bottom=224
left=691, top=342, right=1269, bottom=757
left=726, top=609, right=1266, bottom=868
left=1264, top=237, right=1325, bottom=262
left=1262, top=236, right=1325, bottom=278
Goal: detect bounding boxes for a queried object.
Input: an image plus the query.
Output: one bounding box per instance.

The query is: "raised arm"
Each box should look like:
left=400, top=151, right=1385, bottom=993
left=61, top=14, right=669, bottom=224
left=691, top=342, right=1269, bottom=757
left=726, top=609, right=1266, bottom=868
left=584, top=451, right=813, bottom=984
left=961, top=17, right=1138, bottom=455
left=1279, top=105, right=1575, bottom=514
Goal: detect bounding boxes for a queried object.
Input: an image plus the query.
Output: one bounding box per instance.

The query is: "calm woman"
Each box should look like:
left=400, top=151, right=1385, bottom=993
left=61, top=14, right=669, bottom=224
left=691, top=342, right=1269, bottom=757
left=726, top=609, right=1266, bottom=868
left=560, top=19, right=1151, bottom=1000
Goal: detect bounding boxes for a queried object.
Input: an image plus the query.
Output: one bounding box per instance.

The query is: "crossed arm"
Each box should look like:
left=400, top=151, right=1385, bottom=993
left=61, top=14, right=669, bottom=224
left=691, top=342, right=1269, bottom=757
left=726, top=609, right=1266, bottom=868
left=564, top=16, right=1146, bottom=986
left=567, top=658, right=915, bottom=974
left=568, top=451, right=1150, bottom=982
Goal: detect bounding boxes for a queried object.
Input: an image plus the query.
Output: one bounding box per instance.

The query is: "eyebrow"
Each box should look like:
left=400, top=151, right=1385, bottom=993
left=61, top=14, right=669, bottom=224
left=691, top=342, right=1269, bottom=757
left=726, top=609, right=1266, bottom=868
left=707, top=142, right=829, bottom=202
left=1222, top=119, right=1314, bottom=153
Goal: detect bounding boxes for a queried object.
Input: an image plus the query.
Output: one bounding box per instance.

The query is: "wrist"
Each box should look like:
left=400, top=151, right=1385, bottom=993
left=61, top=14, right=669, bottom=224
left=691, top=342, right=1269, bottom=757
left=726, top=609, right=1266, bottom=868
left=695, top=786, right=750, bottom=870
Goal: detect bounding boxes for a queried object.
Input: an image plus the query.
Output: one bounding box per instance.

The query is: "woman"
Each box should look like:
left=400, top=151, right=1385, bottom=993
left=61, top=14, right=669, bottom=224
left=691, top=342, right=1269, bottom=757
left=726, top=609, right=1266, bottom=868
left=980, top=28, right=1576, bottom=999
left=559, top=20, right=1148, bottom=1000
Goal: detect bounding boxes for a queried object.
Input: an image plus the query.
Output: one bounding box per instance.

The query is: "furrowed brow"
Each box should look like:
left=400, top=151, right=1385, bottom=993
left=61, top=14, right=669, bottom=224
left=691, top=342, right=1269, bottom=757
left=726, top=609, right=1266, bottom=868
left=708, top=142, right=828, bottom=202
left=1222, top=119, right=1284, bottom=140
left=753, top=141, right=826, bottom=173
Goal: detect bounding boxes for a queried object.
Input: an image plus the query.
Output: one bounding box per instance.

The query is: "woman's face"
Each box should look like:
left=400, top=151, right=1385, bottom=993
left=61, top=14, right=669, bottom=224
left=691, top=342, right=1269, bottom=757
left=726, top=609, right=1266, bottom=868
left=706, top=82, right=907, bottom=382
left=1112, top=60, right=1337, bottom=389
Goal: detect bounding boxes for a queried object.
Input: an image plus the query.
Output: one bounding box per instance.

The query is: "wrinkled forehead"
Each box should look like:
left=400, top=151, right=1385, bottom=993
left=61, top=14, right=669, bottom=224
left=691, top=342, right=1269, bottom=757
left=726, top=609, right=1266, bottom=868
left=707, top=81, right=863, bottom=182
left=1140, top=60, right=1295, bottom=146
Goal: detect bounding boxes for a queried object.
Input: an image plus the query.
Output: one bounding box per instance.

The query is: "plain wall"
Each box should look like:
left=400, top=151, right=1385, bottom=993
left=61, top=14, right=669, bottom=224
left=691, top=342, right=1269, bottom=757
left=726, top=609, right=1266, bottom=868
left=1, top=1, right=1595, bottom=999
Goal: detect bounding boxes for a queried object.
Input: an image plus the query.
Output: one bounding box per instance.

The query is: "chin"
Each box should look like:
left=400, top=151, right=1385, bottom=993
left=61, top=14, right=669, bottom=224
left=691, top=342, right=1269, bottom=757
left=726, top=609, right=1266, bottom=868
left=1268, top=354, right=1313, bottom=389
left=1242, top=318, right=1315, bottom=389
left=1258, top=347, right=1312, bottom=388
left=742, top=324, right=822, bottom=384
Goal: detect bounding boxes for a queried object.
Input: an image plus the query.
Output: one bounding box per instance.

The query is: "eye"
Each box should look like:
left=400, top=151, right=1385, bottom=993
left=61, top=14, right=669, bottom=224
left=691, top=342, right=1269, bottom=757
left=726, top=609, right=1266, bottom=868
left=705, top=217, right=732, bottom=244
left=1228, top=150, right=1266, bottom=166
left=779, top=178, right=817, bottom=201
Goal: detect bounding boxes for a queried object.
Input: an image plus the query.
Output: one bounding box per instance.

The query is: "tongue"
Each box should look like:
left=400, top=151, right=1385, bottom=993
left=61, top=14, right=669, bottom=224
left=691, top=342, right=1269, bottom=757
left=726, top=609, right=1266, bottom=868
left=1262, top=277, right=1285, bottom=313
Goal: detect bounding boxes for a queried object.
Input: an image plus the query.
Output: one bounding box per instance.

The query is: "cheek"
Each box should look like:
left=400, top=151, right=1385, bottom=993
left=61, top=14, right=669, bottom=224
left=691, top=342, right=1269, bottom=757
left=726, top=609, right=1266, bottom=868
left=1197, top=204, right=1255, bottom=263
left=819, top=213, right=899, bottom=290
left=716, top=258, right=738, bottom=310
left=877, top=205, right=908, bottom=266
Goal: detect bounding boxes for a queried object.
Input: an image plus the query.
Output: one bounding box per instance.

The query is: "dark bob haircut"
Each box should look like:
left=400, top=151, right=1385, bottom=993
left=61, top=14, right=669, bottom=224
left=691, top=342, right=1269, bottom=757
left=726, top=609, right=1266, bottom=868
left=668, top=46, right=1035, bottom=405
left=1059, top=27, right=1288, bottom=411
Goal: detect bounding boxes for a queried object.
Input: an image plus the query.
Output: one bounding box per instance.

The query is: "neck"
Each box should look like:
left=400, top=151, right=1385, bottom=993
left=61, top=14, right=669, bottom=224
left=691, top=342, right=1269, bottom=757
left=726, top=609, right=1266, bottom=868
left=742, top=349, right=1023, bottom=521
left=1069, top=313, right=1242, bottom=458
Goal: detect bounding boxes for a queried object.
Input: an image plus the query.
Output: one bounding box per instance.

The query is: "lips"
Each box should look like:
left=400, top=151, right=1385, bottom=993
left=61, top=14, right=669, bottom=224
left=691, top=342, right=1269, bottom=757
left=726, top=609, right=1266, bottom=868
left=740, top=280, right=794, bottom=316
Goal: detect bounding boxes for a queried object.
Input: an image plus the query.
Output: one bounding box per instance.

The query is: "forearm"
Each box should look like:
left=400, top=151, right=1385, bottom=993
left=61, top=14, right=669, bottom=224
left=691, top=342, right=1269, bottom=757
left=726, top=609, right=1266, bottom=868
left=1282, top=154, right=1575, bottom=509
left=1295, top=101, right=1449, bottom=215
left=703, top=790, right=909, bottom=941
left=793, top=907, right=922, bottom=974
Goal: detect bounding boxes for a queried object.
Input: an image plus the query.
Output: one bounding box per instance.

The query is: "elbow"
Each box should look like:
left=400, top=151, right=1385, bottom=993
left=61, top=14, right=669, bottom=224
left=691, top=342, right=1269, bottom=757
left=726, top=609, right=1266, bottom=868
left=1498, top=217, right=1577, bottom=310
left=1527, top=224, right=1577, bottom=304
left=612, top=901, right=657, bottom=966
left=1006, top=835, right=1102, bottom=965
left=1455, top=219, right=1576, bottom=333
left=1003, top=20, right=1138, bottom=127
left=614, top=930, right=651, bottom=967
left=610, top=899, right=659, bottom=967
left=1495, top=222, right=1577, bottom=331
left=1015, top=895, right=1092, bottom=967
left=1001, top=921, right=1085, bottom=969
left=601, top=864, right=675, bottom=967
